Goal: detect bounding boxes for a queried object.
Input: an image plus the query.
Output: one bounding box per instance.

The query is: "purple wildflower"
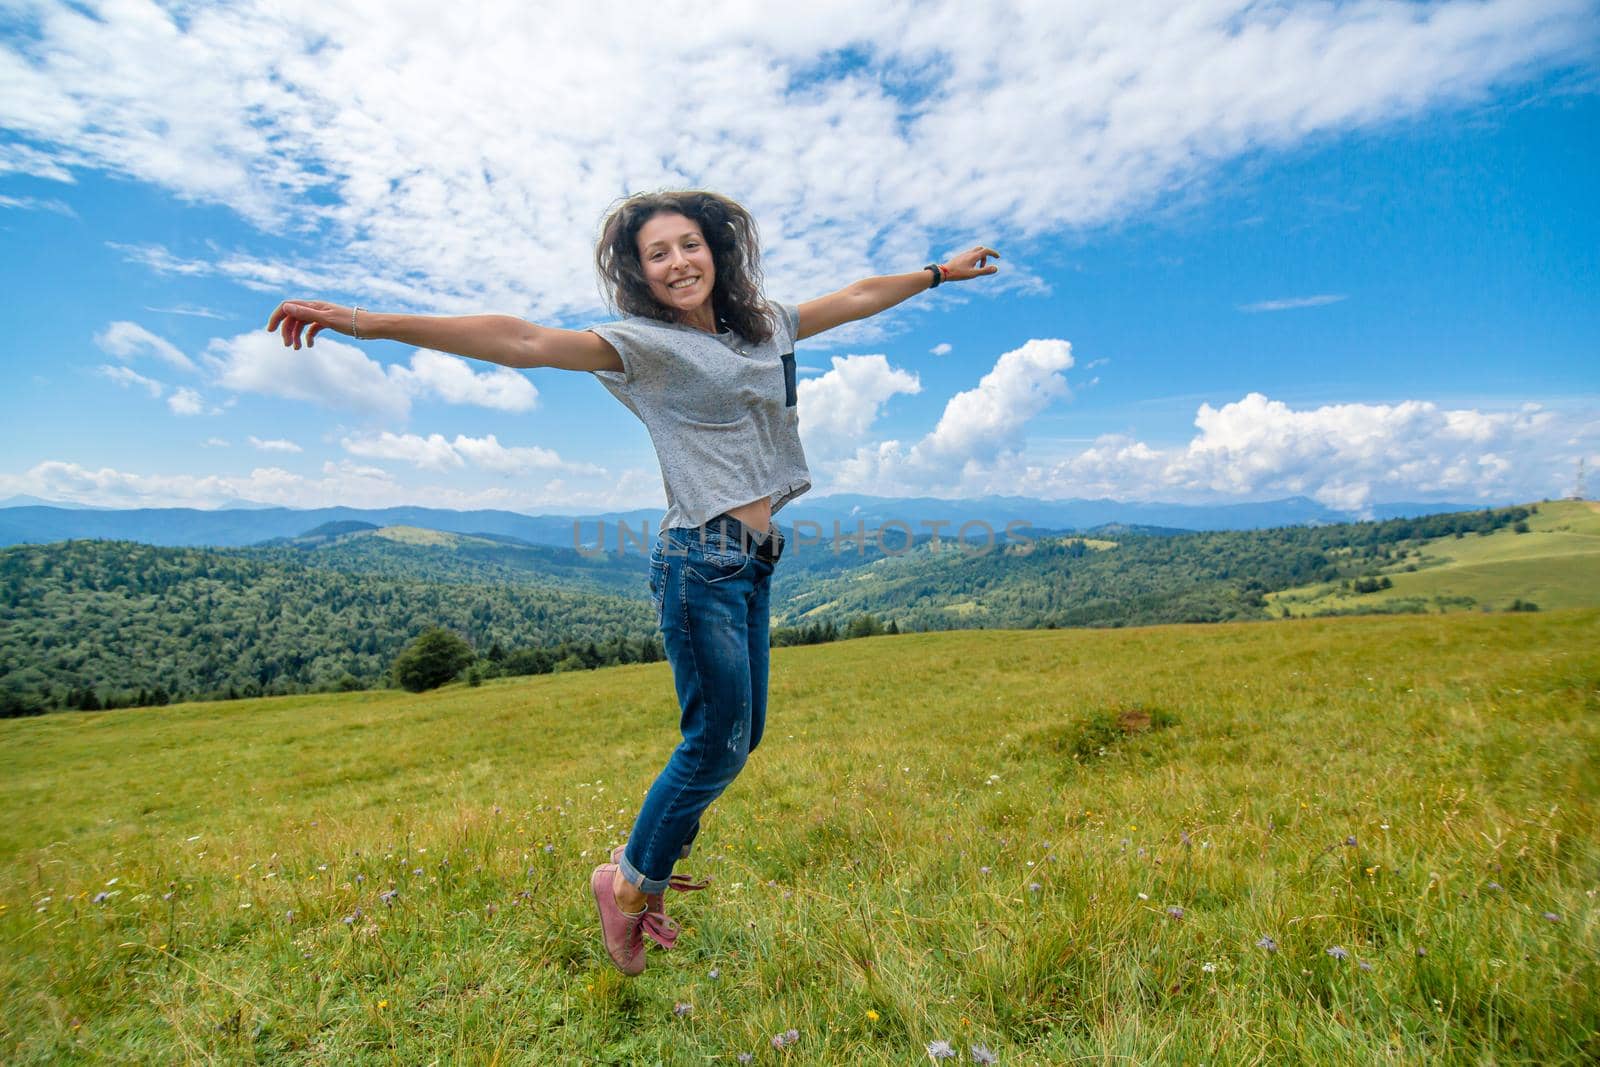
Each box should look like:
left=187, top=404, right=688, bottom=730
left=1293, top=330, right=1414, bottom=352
left=673, top=1002, right=692, bottom=1017
left=737, top=1056, right=753, bottom=1065
left=543, top=844, right=555, bottom=854
left=785, top=1029, right=799, bottom=1044
left=285, top=909, right=295, bottom=922
left=1179, top=830, right=1191, bottom=846
left=771, top=1035, right=786, bottom=1050
left=92, top=892, right=110, bottom=904
left=970, top=1043, right=999, bottom=1065
left=1256, top=935, right=1278, bottom=953
left=1028, top=883, right=1042, bottom=894
left=355, top=873, right=365, bottom=884
left=927, top=1039, right=957, bottom=1060
left=1326, top=946, right=1349, bottom=961
left=709, top=967, right=720, bottom=979
left=1359, top=961, right=1373, bottom=972
left=1486, top=881, right=1502, bottom=892
left=1167, top=906, right=1185, bottom=920
left=162, top=891, right=173, bottom=901
left=412, top=868, right=424, bottom=876
left=1344, top=835, right=1357, bottom=848
left=380, top=889, right=397, bottom=905
left=1415, top=947, right=1427, bottom=957
left=1542, top=911, right=1560, bottom=923
left=979, top=866, right=992, bottom=875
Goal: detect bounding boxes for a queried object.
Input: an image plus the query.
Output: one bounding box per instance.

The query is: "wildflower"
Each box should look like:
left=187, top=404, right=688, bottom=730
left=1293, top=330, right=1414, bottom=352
left=1167, top=906, right=1185, bottom=920
left=866, top=1009, right=880, bottom=1022
left=1365, top=866, right=1378, bottom=877
left=1326, top=946, right=1349, bottom=961
left=1028, top=883, right=1042, bottom=894
left=377, top=999, right=389, bottom=1009
left=1179, top=831, right=1191, bottom=846
left=285, top=910, right=295, bottom=922
left=413, top=868, right=424, bottom=876
left=1542, top=911, right=1560, bottom=923
left=544, top=844, right=555, bottom=853
left=1415, top=947, right=1427, bottom=957
left=1344, top=835, right=1357, bottom=848
left=709, top=967, right=720, bottom=980
left=928, top=1040, right=957, bottom=1060
left=379, top=889, right=397, bottom=905
left=970, top=1044, right=998, bottom=1065
left=342, top=907, right=362, bottom=926
left=485, top=904, right=497, bottom=917
left=786, top=1029, right=799, bottom=1044
left=92, top=892, right=110, bottom=904
left=1137, top=892, right=1149, bottom=900
left=1359, top=961, right=1373, bottom=972
left=979, top=867, right=991, bottom=875
left=673, top=1002, right=692, bottom=1017
left=1256, top=935, right=1278, bottom=953
left=1201, top=962, right=1217, bottom=973
left=737, top=1056, right=753, bottom=1065
left=355, top=873, right=365, bottom=884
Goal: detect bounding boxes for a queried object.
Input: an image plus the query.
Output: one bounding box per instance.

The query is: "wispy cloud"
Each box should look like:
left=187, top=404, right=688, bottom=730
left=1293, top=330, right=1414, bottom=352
left=97, top=364, right=163, bottom=398
left=1239, top=294, right=1348, bottom=313
left=248, top=436, right=302, bottom=453
left=145, top=304, right=227, bottom=320
left=94, top=321, right=196, bottom=372
left=0, top=194, right=76, bottom=217
left=3, top=2, right=1589, bottom=326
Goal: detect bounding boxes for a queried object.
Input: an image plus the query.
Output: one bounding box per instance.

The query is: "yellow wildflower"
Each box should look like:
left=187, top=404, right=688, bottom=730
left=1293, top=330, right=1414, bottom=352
left=866, top=1010, right=880, bottom=1022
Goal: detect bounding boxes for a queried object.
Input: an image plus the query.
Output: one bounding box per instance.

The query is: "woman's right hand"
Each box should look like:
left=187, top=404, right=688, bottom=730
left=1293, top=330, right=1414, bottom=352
left=266, top=300, right=356, bottom=349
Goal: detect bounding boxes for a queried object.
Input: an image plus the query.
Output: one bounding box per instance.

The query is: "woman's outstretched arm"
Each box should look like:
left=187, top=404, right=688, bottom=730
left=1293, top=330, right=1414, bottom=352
left=795, top=246, right=999, bottom=341
left=265, top=300, right=623, bottom=373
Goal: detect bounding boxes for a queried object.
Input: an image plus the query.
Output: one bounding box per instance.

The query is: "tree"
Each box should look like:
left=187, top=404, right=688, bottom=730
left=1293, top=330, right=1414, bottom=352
left=391, top=628, right=476, bottom=692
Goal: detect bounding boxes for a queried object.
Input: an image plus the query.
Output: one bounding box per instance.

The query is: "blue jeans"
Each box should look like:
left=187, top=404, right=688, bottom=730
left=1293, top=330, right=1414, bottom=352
left=618, top=516, right=781, bottom=895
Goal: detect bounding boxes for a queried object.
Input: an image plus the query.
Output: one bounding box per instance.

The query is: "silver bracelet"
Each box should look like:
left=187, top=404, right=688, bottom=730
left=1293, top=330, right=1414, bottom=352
left=351, top=305, right=363, bottom=339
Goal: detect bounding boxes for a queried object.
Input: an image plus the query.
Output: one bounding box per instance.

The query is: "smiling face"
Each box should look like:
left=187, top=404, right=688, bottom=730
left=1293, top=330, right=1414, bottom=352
left=636, top=212, right=717, bottom=329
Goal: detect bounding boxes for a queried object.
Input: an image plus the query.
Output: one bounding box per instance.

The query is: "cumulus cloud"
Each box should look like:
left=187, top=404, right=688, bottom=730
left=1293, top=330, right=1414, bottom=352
left=4, top=1, right=1590, bottom=324
left=340, top=432, right=600, bottom=477
left=826, top=338, right=1074, bottom=492
left=94, top=321, right=195, bottom=372
left=388, top=349, right=537, bottom=412
left=167, top=387, right=205, bottom=416
left=97, top=364, right=163, bottom=397
left=248, top=435, right=302, bottom=453
left=930, top=343, right=952, bottom=356
left=796, top=354, right=921, bottom=460
left=203, top=331, right=537, bottom=417
left=1239, top=294, right=1348, bottom=313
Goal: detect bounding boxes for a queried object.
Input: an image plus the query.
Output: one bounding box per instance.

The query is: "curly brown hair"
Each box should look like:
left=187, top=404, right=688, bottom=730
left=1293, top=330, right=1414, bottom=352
left=595, top=190, right=775, bottom=345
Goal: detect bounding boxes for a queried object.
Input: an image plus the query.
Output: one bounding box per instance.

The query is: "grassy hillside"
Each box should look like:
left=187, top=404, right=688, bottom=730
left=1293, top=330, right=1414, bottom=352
left=1271, top=500, right=1600, bottom=616
left=2, top=612, right=1596, bottom=1063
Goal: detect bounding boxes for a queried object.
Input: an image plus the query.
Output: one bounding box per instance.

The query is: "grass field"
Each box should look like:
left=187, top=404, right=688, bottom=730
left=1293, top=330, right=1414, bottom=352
left=1271, top=500, right=1600, bottom=616
left=2, top=612, right=1597, bottom=1063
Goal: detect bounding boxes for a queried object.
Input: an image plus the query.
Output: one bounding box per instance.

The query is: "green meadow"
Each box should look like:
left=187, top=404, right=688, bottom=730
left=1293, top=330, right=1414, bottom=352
left=1271, top=500, right=1600, bottom=616
left=2, top=612, right=1596, bottom=1064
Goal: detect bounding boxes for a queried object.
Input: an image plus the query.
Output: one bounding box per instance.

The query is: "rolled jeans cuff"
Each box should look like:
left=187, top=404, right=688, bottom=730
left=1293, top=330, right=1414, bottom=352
left=617, top=841, right=696, bottom=896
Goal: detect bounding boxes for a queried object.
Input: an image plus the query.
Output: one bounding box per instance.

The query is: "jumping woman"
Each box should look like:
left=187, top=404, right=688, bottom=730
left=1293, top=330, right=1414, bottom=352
left=267, top=190, right=1000, bottom=974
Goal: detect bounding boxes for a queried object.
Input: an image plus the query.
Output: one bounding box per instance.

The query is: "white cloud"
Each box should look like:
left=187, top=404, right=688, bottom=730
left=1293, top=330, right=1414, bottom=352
left=1239, top=294, right=1348, bottom=313
left=341, top=432, right=601, bottom=477
left=97, top=364, right=163, bottom=397
left=249, top=435, right=302, bottom=453
left=167, top=387, right=205, bottom=416
left=389, top=349, right=537, bottom=412
left=1023, top=395, right=1598, bottom=512
left=206, top=331, right=409, bottom=417
left=203, top=330, right=539, bottom=417
left=203, top=437, right=230, bottom=448
left=94, top=321, right=195, bottom=372
left=796, top=354, right=921, bottom=460
left=825, top=338, right=1074, bottom=493
left=3, top=1, right=1589, bottom=326
left=145, top=304, right=227, bottom=319
left=0, top=193, right=75, bottom=217
left=0, top=458, right=652, bottom=513
left=930, top=343, right=952, bottom=356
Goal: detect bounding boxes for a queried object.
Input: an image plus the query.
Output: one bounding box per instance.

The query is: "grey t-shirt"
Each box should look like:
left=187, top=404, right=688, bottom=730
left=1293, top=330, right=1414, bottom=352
left=589, top=302, right=811, bottom=531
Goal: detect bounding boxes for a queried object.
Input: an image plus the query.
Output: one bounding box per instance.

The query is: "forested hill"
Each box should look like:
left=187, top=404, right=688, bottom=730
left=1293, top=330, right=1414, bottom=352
left=772, top=503, right=1545, bottom=630
left=0, top=540, right=655, bottom=715
left=0, top=503, right=1560, bottom=716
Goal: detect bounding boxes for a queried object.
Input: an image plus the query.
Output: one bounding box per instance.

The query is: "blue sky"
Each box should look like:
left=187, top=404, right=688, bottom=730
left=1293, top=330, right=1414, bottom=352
left=2, top=1, right=1596, bottom=515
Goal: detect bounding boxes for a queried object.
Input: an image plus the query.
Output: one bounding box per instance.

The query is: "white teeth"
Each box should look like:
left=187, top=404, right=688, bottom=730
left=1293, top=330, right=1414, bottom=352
left=669, top=277, right=698, bottom=289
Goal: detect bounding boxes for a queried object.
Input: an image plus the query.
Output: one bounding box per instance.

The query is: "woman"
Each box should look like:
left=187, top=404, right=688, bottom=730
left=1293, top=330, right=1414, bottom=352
left=268, top=190, right=999, bottom=975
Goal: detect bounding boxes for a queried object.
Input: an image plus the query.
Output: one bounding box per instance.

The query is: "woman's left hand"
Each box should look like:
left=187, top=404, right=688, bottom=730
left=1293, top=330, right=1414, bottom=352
left=941, top=246, right=1001, bottom=282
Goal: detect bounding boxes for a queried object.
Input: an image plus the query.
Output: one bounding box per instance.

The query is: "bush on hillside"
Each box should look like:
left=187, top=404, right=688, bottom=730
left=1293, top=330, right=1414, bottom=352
left=392, top=628, right=476, bottom=692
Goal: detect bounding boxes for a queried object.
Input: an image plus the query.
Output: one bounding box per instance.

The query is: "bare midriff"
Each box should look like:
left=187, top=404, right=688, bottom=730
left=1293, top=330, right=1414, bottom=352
left=725, top=496, right=772, bottom=534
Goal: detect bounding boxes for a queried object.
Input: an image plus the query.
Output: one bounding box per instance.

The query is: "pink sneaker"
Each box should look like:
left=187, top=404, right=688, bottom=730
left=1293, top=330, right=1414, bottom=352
left=610, top=845, right=710, bottom=950
left=589, top=863, right=646, bottom=976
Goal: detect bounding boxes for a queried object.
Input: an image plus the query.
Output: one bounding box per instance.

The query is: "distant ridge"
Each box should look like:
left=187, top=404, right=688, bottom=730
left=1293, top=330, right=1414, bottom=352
left=0, top=495, right=1496, bottom=549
